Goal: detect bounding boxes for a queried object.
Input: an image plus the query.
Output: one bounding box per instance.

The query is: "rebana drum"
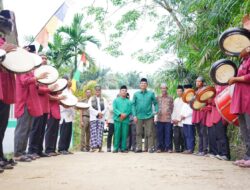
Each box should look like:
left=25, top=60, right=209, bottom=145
left=34, top=65, right=59, bottom=84
left=182, top=88, right=195, bottom=103
left=219, top=27, right=250, bottom=56
left=189, top=97, right=206, bottom=110
left=196, top=86, right=216, bottom=103
left=60, top=94, right=78, bottom=107
left=1, top=48, right=35, bottom=73
left=75, top=102, right=90, bottom=109
left=48, top=78, right=68, bottom=93
left=210, top=59, right=238, bottom=86
left=215, top=85, right=239, bottom=126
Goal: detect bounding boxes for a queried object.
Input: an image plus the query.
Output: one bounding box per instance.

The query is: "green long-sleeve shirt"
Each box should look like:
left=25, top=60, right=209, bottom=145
left=113, top=96, right=132, bottom=124
left=132, top=89, right=158, bottom=119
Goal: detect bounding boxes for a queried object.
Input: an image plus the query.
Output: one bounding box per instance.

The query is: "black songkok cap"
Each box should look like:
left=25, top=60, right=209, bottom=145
left=184, top=84, right=193, bottom=89
left=120, top=85, right=127, bottom=90
left=140, top=78, right=147, bottom=83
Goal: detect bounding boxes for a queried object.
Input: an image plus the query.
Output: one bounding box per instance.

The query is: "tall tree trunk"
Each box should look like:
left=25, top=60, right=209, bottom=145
left=71, top=48, right=78, bottom=78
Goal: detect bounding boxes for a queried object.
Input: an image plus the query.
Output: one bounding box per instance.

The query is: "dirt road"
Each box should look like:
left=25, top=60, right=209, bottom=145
left=1, top=152, right=250, bottom=190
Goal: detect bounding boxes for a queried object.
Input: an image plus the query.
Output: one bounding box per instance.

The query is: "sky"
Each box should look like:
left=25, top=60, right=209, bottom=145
left=3, top=0, right=176, bottom=75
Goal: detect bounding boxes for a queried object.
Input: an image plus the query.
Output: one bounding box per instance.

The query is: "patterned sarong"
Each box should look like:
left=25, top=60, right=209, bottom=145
left=90, top=120, right=104, bottom=148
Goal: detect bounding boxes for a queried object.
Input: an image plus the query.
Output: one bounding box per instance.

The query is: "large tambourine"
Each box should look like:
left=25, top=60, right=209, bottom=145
left=48, top=78, right=68, bottom=93
left=1, top=48, right=35, bottom=73
left=196, top=86, right=216, bottom=103
left=219, top=27, right=250, bottom=56
left=189, top=97, right=206, bottom=111
left=29, top=53, right=43, bottom=67
left=182, top=88, right=195, bottom=103
left=210, top=59, right=238, bottom=86
left=60, top=94, right=78, bottom=107
left=75, top=102, right=90, bottom=109
left=34, top=65, right=59, bottom=84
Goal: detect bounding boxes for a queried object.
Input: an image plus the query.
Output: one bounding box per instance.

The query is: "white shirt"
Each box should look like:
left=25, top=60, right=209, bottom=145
left=172, top=97, right=185, bottom=127
left=106, top=101, right=114, bottom=123
left=60, top=88, right=75, bottom=124
left=180, top=103, right=193, bottom=125
left=88, top=96, right=108, bottom=122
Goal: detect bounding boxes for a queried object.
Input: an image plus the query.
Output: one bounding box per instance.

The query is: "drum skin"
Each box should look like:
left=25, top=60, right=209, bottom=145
left=215, top=85, right=239, bottom=126
left=48, top=78, right=68, bottom=93
left=219, top=27, right=250, bottom=56
left=60, top=94, right=78, bottom=107
left=34, top=65, right=59, bottom=84
left=189, top=97, right=206, bottom=110
left=210, top=59, right=238, bottom=86
left=182, top=88, right=195, bottom=103
left=1, top=48, right=35, bottom=73
left=196, top=86, right=216, bottom=103
left=75, top=102, right=90, bottom=109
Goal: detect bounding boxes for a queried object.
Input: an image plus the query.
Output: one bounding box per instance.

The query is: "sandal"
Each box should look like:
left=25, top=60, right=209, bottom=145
left=14, top=156, right=32, bottom=162
left=232, top=159, right=245, bottom=166
left=239, top=160, right=250, bottom=168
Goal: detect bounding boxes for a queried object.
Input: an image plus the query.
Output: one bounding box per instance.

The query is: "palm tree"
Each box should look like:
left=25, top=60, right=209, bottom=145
left=57, top=13, right=101, bottom=78
left=47, top=33, right=73, bottom=72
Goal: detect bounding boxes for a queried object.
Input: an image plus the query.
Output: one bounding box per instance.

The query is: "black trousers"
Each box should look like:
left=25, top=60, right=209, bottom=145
left=45, top=116, right=60, bottom=153
left=0, top=101, right=10, bottom=159
left=127, top=123, right=136, bottom=150
left=208, top=120, right=230, bottom=158
left=107, top=123, right=114, bottom=149
left=58, top=120, right=72, bottom=151
left=28, top=113, right=48, bottom=154
left=196, top=123, right=208, bottom=153
left=173, top=126, right=186, bottom=152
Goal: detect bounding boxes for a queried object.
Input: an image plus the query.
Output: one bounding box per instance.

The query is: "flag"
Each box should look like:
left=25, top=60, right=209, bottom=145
left=35, top=2, right=69, bottom=47
left=71, top=53, right=87, bottom=92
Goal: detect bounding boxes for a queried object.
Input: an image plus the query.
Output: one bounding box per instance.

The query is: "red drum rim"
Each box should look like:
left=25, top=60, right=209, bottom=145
left=196, top=86, right=216, bottom=103
left=182, top=88, right=195, bottom=103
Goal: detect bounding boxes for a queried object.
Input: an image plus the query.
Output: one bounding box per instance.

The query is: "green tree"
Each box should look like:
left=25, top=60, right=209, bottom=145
left=57, top=13, right=101, bottom=77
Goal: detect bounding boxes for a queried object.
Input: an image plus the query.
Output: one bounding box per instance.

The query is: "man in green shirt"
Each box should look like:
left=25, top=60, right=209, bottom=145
left=113, top=85, right=132, bottom=153
left=132, top=78, right=159, bottom=153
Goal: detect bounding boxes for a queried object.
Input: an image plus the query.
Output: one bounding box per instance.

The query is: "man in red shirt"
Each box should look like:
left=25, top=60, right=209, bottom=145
left=0, top=10, right=17, bottom=172
left=229, top=46, right=250, bottom=167
left=14, top=53, right=48, bottom=162
left=27, top=53, right=56, bottom=158
left=192, top=76, right=208, bottom=156
left=45, top=92, right=64, bottom=156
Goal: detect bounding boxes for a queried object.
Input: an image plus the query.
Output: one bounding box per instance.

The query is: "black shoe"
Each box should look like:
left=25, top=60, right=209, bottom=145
left=0, top=161, right=13, bottom=170
left=39, top=152, right=51, bottom=157
left=107, top=148, right=111, bottom=152
left=8, top=159, right=18, bottom=166
left=113, top=150, right=118, bottom=153
left=81, top=148, right=89, bottom=152
left=148, top=149, right=154, bottom=153
left=121, top=150, right=128, bottom=153
left=59, top=150, right=69, bottom=155
left=135, top=149, right=142, bottom=153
